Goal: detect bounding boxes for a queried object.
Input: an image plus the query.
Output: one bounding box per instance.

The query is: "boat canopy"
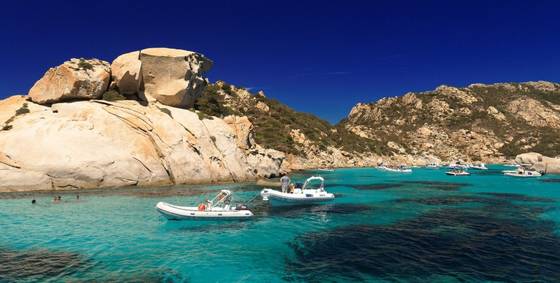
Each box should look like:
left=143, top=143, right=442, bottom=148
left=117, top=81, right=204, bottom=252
left=302, top=176, right=325, bottom=190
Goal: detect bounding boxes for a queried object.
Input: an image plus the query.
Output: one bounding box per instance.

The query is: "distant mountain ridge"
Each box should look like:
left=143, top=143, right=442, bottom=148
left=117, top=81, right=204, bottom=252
left=2, top=46, right=559, bottom=193
left=341, top=81, right=560, bottom=162
left=195, top=80, right=560, bottom=167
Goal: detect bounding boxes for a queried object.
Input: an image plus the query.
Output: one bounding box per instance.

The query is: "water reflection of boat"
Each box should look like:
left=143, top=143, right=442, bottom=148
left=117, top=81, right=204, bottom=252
left=260, top=176, right=335, bottom=205
left=156, top=190, right=253, bottom=220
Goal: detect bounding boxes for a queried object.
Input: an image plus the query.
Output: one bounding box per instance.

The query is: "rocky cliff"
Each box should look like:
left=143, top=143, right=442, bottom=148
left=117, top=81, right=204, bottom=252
left=2, top=47, right=559, bottom=192
left=0, top=48, right=283, bottom=192
left=342, top=81, right=560, bottom=163
left=192, top=81, right=385, bottom=169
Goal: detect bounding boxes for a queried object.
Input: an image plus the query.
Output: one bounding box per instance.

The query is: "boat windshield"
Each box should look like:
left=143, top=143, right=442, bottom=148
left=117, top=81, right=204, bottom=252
left=302, top=176, right=324, bottom=190
left=210, top=190, right=232, bottom=207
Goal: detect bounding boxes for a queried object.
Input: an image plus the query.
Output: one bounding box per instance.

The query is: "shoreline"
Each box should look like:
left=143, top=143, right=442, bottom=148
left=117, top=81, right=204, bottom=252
left=0, top=163, right=521, bottom=196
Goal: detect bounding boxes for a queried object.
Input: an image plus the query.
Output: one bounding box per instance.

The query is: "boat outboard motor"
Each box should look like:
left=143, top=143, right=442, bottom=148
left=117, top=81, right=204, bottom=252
left=235, top=204, right=248, bottom=210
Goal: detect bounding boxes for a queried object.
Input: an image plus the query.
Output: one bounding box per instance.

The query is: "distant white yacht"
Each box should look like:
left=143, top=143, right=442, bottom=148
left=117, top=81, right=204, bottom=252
left=503, top=168, right=542, bottom=178
left=426, top=162, right=440, bottom=169
left=470, top=163, right=488, bottom=170
left=378, top=165, right=412, bottom=173
left=446, top=168, right=470, bottom=176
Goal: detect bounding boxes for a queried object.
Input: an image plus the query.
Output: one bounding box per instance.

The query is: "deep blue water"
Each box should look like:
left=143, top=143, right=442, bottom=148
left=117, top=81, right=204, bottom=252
left=1, top=166, right=560, bottom=282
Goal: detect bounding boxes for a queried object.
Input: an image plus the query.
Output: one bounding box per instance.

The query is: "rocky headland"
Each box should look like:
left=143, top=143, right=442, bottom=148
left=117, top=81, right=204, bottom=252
left=1, top=48, right=560, bottom=192
left=0, top=48, right=283, bottom=192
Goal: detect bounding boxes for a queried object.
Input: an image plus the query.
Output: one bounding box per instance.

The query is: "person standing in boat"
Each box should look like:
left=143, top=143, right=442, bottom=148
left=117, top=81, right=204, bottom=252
left=280, top=174, right=290, bottom=193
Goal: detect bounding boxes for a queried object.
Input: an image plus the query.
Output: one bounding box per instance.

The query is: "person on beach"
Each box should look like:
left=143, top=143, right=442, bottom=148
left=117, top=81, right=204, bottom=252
left=280, top=174, right=290, bottom=193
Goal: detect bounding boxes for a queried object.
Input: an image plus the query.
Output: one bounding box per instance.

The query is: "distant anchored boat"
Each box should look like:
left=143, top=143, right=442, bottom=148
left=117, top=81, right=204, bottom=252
left=156, top=190, right=253, bottom=220
left=503, top=168, right=542, bottom=178
left=378, top=165, right=412, bottom=173
left=426, top=163, right=441, bottom=169
left=446, top=168, right=470, bottom=176
left=260, top=176, right=335, bottom=205
left=469, top=163, right=488, bottom=170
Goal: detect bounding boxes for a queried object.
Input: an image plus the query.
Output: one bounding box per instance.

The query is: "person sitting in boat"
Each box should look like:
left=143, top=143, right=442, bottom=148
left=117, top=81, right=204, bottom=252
left=217, top=191, right=226, bottom=202
left=280, top=174, right=290, bottom=193
left=198, top=199, right=210, bottom=211
left=288, top=183, right=295, bottom=194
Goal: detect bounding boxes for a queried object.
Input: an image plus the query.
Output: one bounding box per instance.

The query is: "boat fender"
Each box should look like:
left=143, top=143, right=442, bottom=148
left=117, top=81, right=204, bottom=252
left=197, top=203, right=206, bottom=211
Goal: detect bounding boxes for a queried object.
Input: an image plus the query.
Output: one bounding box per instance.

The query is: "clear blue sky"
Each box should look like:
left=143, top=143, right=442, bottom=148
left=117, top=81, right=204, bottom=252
left=1, top=0, right=559, bottom=123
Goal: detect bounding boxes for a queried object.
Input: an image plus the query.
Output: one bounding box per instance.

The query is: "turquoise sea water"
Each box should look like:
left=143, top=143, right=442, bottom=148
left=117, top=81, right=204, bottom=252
left=2, top=165, right=560, bottom=282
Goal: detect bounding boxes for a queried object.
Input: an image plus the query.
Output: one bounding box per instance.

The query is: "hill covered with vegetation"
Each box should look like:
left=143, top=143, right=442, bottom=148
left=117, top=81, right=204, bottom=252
left=342, top=81, right=560, bottom=162
left=193, top=81, right=387, bottom=168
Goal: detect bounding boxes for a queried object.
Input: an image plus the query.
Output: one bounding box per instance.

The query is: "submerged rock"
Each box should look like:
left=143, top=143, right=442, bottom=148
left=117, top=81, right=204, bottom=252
left=29, top=58, right=110, bottom=105
left=286, top=197, right=560, bottom=282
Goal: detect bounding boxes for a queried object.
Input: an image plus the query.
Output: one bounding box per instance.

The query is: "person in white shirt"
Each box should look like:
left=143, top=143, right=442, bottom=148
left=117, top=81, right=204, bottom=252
left=280, top=175, right=290, bottom=193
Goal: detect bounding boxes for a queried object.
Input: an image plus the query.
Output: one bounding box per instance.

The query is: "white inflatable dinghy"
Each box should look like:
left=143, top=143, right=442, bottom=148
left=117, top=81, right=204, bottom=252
left=156, top=190, right=253, bottom=220
left=260, top=176, right=335, bottom=205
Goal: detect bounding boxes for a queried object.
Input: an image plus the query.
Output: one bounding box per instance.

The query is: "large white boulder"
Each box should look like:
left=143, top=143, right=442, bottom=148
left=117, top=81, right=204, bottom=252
left=139, top=47, right=213, bottom=107
left=29, top=58, right=110, bottom=104
left=516, top=152, right=560, bottom=174
left=0, top=97, right=283, bottom=192
left=110, top=51, right=142, bottom=95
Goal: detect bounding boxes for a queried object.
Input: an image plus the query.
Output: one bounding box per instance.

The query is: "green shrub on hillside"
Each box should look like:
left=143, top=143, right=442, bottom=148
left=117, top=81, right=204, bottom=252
left=1, top=103, right=30, bottom=131
left=77, top=58, right=94, bottom=70
left=194, top=84, right=236, bottom=118
left=102, top=90, right=126, bottom=101
left=15, top=103, right=30, bottom=115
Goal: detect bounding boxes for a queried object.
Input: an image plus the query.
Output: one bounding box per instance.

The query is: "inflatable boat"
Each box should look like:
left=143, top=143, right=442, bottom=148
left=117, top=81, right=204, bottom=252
left=156, top=190, right=253, bottom=220
left=446, top=169, right=470, bottom=176
left=260, top=176, right=335, bottom=205
left=503, top=169, right=542, bottom=178
left=378, top=165, right=412, bottom=173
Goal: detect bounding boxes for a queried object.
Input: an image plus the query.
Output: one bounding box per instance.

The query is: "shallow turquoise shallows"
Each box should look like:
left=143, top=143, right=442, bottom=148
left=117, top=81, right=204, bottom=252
left=2, top=166, right=560, bottom=282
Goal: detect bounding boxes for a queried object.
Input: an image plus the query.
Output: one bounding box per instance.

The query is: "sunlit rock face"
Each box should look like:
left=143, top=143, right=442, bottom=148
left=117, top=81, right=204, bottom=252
left=342, top=81, right=560, bottom=163
left=0, top=98, right=283, bottom=192
left=516, top=152, right=560, bottom=174
left=29, top=58, right=111, bottom=104
left=110, top=51, right=142, bottom=95
left=108, top=47, right=213, bottom=107
left=139, top=47, right=213, bottom=107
